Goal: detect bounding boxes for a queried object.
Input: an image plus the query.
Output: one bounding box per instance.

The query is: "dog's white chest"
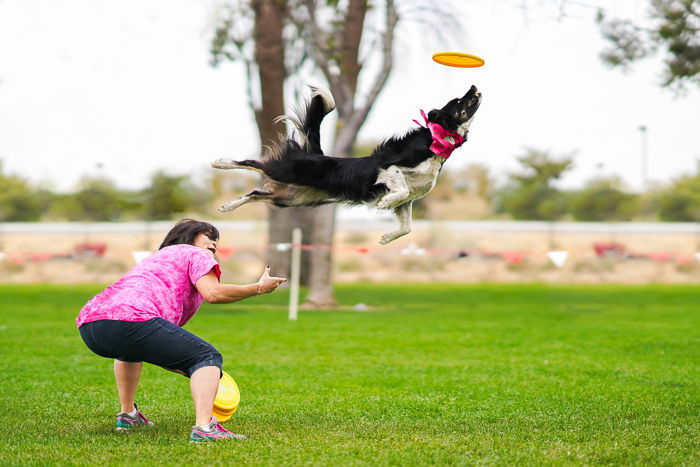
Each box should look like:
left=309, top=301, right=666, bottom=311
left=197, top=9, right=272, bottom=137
left=401, top=158, right=443, bottom=197
left=374, top=157, right=443, bottom=209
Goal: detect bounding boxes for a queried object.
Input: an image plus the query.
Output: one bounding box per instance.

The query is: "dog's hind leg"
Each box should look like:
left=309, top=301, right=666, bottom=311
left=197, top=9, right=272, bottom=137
left=211, top=158, right=265, bottom=175
left=219, top=190, right=273, bottom=212
left=379, top=201, right=413, bottom=245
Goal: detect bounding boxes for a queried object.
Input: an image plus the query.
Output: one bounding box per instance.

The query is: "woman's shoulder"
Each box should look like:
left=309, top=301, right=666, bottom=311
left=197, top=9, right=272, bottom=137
left=157, top=244, right=215, bottom=261
left=160, top=244, right=200, bottom=254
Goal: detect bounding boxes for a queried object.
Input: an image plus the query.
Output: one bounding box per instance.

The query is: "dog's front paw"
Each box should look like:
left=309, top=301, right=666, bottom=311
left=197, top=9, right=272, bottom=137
left=379, top=232, right=398, bottom=244
left=376, top=198, right=395, bottom=210
left=379, top=229, right=410, bottom=245
left=211, top=158, right=236, bottom=169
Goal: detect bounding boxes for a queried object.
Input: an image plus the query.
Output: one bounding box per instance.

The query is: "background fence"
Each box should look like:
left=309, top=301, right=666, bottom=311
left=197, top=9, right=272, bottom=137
left=2, top=221, right=700, bottom=284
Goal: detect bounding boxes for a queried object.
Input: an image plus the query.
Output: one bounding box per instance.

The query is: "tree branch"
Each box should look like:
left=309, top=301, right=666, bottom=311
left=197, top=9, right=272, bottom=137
left=290, top=0, right=337, bottom=87
left=340, top=0, right=368, bottom=97
left=335, top=0, right=398, bottom=153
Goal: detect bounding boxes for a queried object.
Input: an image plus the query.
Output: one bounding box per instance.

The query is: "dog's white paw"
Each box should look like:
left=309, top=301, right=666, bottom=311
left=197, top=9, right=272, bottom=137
left=379, top=232, right=398, bottom=244
left=380, top=234, right=398, bottom=244
left=211, top=158, right=236, bottom=169
left=376, top=191, right=409, bottom=210
left=379, top=229, right=410, bottom=245
left=377, top=197, right=400, bottom=210
left=218, top=201, right=239, bottom=212
left=376, top=199, right=392, bottom=210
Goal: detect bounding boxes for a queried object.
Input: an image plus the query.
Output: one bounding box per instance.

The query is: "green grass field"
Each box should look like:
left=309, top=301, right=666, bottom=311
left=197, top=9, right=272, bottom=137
left=1, top=283, right=698, bottom=465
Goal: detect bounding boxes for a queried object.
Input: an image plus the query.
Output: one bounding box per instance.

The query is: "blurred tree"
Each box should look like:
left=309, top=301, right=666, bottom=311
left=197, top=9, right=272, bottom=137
left=183, top=176, right=218, bottom=218
left=141, top=171, right=192, bottom=220
left=636, top=183, right=665, bottom=220
left=48, top=195, right=82, bottom=221
left=570, top=176, right=640, bottom=221
left=212, top=0, right=313, bottom=286
left=211, top=0, right=459, bottom=307
left=49, top=176, right=124, bottom=221
left=497, top=149, right=574, bottom=220
left=657, top=162, right=700, bottom=220
left=597, top=0, right=700, bottom=90
left=0, top=162, right=44, bottom=221
left=453, top=163, right=495, bottom=198
left=415, top=165, right=495, bottom=220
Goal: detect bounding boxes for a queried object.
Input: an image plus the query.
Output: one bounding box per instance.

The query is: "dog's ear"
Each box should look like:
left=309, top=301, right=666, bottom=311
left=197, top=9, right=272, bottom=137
left=427, top=109, right=457, bottom=130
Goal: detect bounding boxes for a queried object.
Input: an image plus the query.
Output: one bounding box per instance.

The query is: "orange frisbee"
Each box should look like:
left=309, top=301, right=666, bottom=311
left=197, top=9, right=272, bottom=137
left=432, top=52, right=485, bottom=68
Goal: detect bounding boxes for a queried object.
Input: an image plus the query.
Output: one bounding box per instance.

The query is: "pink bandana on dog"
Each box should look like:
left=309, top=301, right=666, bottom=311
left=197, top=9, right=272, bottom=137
left=413, top=110, right=465, bottom=159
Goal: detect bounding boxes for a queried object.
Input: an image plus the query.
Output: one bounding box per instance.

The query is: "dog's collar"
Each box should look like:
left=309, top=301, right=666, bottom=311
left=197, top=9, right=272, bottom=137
left=413, top=110, right=465, bottom=159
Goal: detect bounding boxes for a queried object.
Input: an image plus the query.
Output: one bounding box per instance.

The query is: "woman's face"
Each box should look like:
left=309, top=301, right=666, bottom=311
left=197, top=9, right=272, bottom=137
left=193, top=232, right=218, bottom=256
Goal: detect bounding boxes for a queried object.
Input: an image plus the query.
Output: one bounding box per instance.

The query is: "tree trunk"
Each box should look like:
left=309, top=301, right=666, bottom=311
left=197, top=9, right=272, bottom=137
left=303, top=204, right=338, bottom=307
left=302, top=1, right=373, bottom=308
left=303, top=124, right=356, bottom=308
left=340, top=0, right=367, bottom=97
left=214, top=0, right=398, bottom=291
left=252, top=0, right=285, bottom=144
left=252, top=0, right=311, bottom=282
left=268, top=207, right=313, bottom=283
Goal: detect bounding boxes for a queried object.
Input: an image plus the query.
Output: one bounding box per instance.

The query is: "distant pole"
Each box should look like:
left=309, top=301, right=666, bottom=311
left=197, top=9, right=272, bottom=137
left=638, top=125, right=648, bottom=190
left=548, top=221, right=556, bottom=250
left=288, top=228, right=302, bottom=321
left=143, top=221, right=151, bottom=250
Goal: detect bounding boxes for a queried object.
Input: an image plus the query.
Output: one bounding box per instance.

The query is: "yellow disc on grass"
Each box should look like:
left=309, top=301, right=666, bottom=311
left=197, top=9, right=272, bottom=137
left=212, top=370, right=240, bottom=423
left=432, top=52, right=485, bottom=68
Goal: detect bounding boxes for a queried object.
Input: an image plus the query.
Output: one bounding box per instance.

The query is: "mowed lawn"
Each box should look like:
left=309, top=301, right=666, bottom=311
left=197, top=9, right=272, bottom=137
left=0, top=283, right=698, bottom=465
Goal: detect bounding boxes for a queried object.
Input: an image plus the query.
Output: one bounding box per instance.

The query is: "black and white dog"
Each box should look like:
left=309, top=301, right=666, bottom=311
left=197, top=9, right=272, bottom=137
left=212, top=85, right=481, bottom=244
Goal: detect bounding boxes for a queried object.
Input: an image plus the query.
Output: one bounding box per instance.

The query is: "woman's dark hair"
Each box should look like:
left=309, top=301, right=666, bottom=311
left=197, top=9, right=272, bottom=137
left=159, top=219, right=220, bottom=250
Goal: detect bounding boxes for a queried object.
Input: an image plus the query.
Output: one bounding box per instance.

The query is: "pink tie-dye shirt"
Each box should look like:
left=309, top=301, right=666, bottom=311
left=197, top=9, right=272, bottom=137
left=76, top=244, right=221, bottom=328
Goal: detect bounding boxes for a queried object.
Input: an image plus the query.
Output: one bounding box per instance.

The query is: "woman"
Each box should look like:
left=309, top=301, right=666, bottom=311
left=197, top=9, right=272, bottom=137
left=76, top=219, right=286, bottom=442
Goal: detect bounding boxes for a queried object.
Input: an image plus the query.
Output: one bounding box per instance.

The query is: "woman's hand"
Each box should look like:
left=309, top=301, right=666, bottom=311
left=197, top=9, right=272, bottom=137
left=196, top=268, right=286, bottom=304
left=257, top=266, right=287, bottom=294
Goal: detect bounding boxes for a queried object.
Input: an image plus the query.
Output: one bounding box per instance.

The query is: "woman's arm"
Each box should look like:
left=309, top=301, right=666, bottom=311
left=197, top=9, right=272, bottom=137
left=196, top=266, right=287, bottom=304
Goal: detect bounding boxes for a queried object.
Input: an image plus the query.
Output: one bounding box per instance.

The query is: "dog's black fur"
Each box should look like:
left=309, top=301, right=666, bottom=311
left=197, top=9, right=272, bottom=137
left=212, top=85, right=482, bottom=244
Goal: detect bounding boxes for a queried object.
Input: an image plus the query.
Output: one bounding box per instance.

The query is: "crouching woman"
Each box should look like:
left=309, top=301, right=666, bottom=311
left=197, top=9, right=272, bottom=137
left=76, top=219, right=286, bottom=442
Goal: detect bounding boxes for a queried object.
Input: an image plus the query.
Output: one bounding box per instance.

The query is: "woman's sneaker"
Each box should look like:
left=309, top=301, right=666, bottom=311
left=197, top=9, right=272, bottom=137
left=189, top=416, right=246, bottom=443
left=115, top=403, right=154, bottom=431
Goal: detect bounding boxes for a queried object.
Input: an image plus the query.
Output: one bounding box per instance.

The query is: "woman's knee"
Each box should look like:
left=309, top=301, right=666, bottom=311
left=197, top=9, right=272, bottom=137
left=186, top=348, right=223, bottom=378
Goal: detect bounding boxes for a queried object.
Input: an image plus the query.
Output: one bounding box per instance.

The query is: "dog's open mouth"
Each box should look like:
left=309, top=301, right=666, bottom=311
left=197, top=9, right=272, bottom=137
left=461, top=85, right=481, bottom=119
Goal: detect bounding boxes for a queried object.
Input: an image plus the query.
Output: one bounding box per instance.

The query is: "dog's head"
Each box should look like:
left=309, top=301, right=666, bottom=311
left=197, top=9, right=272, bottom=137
left=427, top=85, right=481, bottom=138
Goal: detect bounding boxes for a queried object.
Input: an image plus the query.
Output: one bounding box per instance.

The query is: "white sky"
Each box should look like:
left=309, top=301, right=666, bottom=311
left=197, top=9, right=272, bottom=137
left=0, top=0, right=698, bottom=194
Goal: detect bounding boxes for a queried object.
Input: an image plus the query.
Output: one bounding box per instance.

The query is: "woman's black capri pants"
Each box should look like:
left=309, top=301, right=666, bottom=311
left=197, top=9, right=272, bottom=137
left=79, top=317, right=222, bottom=377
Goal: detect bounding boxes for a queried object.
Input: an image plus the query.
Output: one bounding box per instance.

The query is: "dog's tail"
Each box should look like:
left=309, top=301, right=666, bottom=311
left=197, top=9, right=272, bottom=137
left=274, top=86, right=335, bottom=154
